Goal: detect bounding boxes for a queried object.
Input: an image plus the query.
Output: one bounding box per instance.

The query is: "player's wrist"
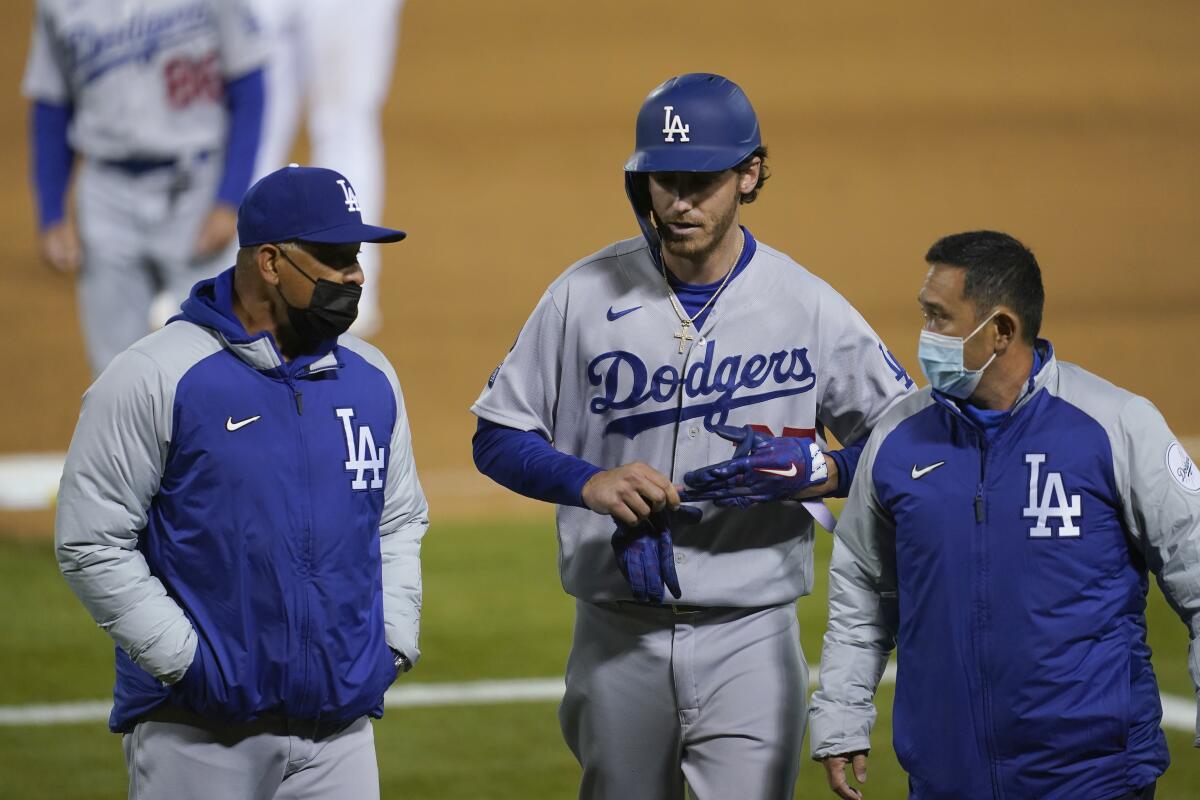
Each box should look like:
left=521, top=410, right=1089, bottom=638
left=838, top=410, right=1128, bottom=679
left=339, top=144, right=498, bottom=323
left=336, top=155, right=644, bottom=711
left=575, top=466, right=605, bottom=509
left=792, top=452, right=836, bottom=499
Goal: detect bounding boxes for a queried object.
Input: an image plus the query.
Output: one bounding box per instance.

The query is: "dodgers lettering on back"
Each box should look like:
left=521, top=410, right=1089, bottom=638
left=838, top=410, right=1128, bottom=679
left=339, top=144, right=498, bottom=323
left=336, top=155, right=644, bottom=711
left=472, top=235, right=912, bottom=606
left=22, top=0, right=265, bottom=160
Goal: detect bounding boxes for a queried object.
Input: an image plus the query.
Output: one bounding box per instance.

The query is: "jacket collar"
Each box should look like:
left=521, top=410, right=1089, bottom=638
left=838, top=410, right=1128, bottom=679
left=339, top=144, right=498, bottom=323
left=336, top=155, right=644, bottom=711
left=932, top=339, right=1056, bottom=422
left=174, top=267, right=344, bottom=379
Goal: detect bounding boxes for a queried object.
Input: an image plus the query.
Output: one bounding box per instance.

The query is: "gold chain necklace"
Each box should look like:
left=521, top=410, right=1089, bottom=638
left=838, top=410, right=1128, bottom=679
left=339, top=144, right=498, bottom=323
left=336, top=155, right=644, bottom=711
left=661, top=232, right=744, bottom=354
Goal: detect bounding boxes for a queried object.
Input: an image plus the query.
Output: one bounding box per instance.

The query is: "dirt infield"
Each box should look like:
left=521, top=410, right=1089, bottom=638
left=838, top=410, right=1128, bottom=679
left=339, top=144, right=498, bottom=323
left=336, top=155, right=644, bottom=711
left=1, top=1, right=1197, bottom=521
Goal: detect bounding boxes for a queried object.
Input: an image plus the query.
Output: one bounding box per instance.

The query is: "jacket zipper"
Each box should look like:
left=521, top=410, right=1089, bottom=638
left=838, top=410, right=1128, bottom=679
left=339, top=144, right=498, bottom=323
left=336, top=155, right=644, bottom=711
left=974, top=434, right=1003, bottom=800
left=285, top=375, right=314, bottom=716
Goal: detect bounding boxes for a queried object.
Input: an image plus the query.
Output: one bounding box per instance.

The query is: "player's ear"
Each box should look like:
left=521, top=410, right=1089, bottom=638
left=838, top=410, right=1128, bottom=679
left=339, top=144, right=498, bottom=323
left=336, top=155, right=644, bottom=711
left=993, top=307, right=1020, bottom=353
left=256, top=244, right=282, bottom=286
left=736, top=157, right=761, bottom=195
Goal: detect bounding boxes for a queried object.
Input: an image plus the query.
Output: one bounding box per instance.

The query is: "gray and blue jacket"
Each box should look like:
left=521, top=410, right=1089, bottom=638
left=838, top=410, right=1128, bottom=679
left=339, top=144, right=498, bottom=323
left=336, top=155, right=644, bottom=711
left=809, top=341, right=1200, bottom=799
left=55, top=268, right=429, bottom=732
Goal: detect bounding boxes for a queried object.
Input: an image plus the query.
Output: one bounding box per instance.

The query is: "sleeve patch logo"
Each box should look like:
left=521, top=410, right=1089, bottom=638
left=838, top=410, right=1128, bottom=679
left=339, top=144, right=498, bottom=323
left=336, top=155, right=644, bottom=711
left=1165, top=442, right=1200, bottom=493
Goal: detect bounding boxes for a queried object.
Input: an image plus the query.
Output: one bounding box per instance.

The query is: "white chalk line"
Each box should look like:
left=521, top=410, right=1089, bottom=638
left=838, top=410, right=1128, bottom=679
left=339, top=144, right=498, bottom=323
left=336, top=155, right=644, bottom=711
left=0, top=669, right=1193, bottom=735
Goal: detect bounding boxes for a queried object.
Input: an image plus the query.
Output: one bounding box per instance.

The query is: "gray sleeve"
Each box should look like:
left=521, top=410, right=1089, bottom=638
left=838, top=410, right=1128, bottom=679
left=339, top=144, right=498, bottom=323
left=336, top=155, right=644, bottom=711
left=215, top=0, right=267, bottom=78
left=378, top=367, right=430, bottom=665
left=1112, top=396, right=1200, bottom=744
left=816, top=292, right=912, bottom=447
left=470, top=290, right=565, bottom=437
left=54, top=350, right=197, bottom=684
left=809, top=428, right=899, bottom=758
left=22, top=6, right=69, bottom=103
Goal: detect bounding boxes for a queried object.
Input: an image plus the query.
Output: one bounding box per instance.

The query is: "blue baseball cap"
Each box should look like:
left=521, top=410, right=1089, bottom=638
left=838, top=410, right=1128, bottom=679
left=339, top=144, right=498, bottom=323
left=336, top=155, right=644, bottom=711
left=237, top=164, right=406, bottom=247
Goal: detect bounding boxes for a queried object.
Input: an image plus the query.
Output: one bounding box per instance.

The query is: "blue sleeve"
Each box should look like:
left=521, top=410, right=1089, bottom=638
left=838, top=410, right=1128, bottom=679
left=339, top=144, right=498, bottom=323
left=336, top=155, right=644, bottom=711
left=30, top=101, right=74, bottom=229
left=472, top=418, right=603, bottom=508
left=215, top=68, right=264, bottom=207
left=825, top=441, right=865, bottom=499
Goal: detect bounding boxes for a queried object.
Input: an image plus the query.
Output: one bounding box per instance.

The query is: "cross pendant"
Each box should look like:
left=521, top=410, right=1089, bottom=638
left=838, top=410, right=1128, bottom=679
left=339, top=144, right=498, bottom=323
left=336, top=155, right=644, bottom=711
left=673, top=326, right=695, bottom=354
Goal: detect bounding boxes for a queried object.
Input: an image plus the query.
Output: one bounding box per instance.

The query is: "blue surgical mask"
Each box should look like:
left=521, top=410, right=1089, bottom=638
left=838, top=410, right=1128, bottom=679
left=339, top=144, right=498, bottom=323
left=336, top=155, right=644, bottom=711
left=917, top=310, right=999, bottom=399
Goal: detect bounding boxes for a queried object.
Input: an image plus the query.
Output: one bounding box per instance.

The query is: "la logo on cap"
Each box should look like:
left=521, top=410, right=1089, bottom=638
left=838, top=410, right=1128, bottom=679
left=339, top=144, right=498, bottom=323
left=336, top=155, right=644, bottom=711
left=662, top=105, right=690, bottom=143
left=336, top=179, right=362, bottom=212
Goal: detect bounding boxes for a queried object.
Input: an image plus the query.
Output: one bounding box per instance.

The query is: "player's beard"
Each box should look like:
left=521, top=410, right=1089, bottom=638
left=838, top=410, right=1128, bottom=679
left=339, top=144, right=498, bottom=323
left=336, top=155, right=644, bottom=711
left=655, top=198, right=739, bottom=261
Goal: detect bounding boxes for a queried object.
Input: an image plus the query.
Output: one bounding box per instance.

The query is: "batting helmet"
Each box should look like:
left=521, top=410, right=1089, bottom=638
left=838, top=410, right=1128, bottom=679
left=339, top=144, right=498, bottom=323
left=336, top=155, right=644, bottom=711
left=624, top=73, right=762, bottom=174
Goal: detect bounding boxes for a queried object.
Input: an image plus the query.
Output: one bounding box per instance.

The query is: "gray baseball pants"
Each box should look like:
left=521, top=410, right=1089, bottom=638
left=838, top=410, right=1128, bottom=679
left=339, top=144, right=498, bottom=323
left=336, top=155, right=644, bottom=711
left=122, top=711, right=379, bottom=800
left=559, top=600, right=807, bottom=800
left=74, top=153, right=229, bottom=376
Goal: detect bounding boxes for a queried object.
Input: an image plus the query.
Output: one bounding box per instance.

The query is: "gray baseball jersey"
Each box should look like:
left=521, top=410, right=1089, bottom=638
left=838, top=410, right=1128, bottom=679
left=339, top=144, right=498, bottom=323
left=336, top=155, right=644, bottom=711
left=22, top=0, right=264, bottom=161
left=471, top=234, right=913, bottom=606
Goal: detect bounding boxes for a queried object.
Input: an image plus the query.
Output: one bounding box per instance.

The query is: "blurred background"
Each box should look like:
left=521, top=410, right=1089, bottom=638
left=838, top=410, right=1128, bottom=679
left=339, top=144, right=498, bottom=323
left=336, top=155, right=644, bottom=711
left=0, top=1, right=1196, bottom=797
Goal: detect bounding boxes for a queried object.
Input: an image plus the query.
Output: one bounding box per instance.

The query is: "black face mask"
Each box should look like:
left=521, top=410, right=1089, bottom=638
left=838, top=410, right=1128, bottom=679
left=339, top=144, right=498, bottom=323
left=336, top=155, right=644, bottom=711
left=275, top=246, right=361, bottom=342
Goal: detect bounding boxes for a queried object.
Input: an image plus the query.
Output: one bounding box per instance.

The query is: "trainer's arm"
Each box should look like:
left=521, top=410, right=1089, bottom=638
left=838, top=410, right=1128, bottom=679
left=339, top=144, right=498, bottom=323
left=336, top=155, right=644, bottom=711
left=378, top=371, right=430, bottom=669
left=1116, top=397, right=1200, bottom=746
left=809, top=428, right=899, bottom=760
left=54, top=351, right=197, bottom=684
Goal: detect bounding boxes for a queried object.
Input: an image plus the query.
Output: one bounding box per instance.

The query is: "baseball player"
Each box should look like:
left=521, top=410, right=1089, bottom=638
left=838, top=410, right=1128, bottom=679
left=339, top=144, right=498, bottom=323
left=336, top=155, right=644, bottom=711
left=54, top=165, right=428, bottom=799
left=252, top=0, right=405, bottom=338
left=807, top=231, right=1199, bottom=799
left=471, top=73, right=913, bottom=799
left=23, top=0, right=266, bottom=376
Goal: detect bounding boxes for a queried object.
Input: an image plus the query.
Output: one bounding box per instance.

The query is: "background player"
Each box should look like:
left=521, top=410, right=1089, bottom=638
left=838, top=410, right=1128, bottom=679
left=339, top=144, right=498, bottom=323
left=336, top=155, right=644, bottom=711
left=471, top=73, right=913, bottom=798
left=23, top=0, right=265, bottom=376
left=252, top=0, right=405, bottom=338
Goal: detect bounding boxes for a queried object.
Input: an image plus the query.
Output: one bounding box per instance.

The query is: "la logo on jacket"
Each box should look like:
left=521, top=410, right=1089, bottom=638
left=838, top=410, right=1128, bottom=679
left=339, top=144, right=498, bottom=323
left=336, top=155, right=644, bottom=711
left=1023, top=453, right=1082, bottom=538
left=336, top=408, right=385, bottom=490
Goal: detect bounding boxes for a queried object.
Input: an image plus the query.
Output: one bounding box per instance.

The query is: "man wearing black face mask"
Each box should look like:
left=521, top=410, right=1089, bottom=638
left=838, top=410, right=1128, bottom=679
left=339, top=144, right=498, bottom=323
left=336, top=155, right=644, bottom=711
left=54, top=164, right=428, bottom=799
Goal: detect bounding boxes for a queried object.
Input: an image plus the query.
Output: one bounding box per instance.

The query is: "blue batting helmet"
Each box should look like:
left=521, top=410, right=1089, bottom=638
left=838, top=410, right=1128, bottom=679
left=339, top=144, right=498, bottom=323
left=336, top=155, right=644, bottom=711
left=624, top=73, right=761, bottom=173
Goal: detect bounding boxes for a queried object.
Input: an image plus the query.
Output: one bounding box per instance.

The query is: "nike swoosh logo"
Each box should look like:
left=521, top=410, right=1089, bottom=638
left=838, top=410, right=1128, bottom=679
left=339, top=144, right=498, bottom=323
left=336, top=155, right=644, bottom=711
left=756, top=463, right=799, bottom=478
left=226, top=415, right=262, bottom=432
left=911, top=461, right=946, bottom=479
left=606, top=305, right=641, bottom=321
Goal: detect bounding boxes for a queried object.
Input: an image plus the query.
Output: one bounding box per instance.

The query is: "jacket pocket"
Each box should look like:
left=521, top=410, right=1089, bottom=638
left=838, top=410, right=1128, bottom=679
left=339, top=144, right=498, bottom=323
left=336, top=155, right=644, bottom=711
left=172, top=636, right=225, bottom=716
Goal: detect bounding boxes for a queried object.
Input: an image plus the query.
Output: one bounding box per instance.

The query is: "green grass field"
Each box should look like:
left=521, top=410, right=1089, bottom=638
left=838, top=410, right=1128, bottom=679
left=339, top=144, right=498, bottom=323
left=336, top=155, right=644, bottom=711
left=0, top=517, right=1195, bottom=799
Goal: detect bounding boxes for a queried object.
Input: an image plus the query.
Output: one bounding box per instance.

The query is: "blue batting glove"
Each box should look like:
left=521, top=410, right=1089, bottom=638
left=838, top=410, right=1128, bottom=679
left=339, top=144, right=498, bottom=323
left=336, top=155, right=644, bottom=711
left=683, top=424, right=772, bottom=489
left=681, top=428, right=828, bottom=506
left=610, top=506, right=702, bottom=603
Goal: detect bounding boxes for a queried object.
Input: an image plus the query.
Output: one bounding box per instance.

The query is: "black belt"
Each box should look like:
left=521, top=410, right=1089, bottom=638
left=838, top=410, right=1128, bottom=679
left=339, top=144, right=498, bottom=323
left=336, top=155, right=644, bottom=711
left=100, top=151, right=212, bottom=175
left=141, top=704, right=354, bottom=742
left=101, top=157, right=179, bottom=175
left=601, top=601, right=716, bottom=616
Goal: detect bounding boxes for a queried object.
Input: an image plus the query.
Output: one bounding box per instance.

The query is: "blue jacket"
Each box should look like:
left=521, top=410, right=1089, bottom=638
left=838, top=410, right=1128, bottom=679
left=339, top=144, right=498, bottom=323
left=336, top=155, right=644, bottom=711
left=810, top=343, right=1200, bottom=799
left=55, top=268, right=429, bottom=732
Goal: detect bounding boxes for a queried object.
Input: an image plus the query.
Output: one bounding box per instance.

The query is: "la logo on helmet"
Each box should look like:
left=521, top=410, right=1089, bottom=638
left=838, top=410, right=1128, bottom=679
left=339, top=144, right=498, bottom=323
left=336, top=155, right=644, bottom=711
left=662, top=105, right=690, bottom=143
left=336, top=179, right=362, bottom=212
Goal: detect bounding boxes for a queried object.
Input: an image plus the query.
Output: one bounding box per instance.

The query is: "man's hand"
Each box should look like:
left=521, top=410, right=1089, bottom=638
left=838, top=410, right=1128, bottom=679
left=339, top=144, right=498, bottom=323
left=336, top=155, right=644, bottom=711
left=582, top=462, right=681, bottom=526
left=192, top=203, right=238, bottom=260
left=40, top=219, right=81, bottom=274
left=821, top=751, right=869, bottom=799
left=680, top=424, right=829, bottom=507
